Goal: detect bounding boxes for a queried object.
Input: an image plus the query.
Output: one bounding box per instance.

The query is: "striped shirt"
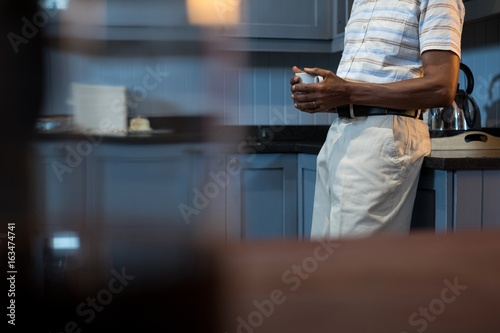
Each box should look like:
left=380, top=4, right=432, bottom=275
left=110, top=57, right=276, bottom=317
left=337, top=0, right=465, bottom=83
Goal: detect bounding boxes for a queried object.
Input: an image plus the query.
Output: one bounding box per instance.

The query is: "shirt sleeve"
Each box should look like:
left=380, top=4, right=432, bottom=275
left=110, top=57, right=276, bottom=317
left=419, top=0, right=465, bottom=58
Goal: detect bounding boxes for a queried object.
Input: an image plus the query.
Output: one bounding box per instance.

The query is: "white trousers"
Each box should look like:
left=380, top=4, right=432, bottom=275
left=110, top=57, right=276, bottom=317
left=310, top=115, right=431, bottom=240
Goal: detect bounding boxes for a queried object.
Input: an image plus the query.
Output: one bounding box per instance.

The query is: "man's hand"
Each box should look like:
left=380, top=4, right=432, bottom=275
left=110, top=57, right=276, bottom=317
left=290, top=66, right=349, bottom=113
left=290, top=50, right=460, bottom=114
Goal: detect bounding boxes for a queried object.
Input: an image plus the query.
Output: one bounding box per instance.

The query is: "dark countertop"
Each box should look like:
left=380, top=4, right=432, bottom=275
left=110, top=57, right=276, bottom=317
left=32, top=115, right=214, bottom=144
left=217, top=126, right=500, bottom=170
left=32, top=118, right=500, bottom=170
left=217, top=125, right=500, bottom=170
left=423, top=150, right=500, bottom=170
left=242, top=140, right=500, bottom=170
left=33, top=130, right=207, bottom=144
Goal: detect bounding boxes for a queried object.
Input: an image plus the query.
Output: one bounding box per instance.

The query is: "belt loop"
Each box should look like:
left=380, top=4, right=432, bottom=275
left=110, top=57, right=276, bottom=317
left=416, top=109, right=421, bottom=119
left=349, top=104, right=355, bottom=118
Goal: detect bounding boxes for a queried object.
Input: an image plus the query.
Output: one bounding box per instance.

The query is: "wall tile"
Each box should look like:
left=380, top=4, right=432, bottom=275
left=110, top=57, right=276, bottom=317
left=42, top=15, right=500, bottom=128
left=462, top=15, right=500, bottom=128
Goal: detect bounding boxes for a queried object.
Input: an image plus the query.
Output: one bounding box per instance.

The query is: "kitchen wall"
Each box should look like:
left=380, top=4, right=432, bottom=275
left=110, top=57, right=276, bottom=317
left=42, top=15, right=500, bottom=127
left=41, top=43, right=341, bottom=126
left=461, top=15, right=500, bottom=128
left=43, top=47, right=210, bottom=118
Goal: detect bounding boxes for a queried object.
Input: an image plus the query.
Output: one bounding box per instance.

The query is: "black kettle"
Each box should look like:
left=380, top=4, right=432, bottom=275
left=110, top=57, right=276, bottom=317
left=428, top=63, right=480, bottom=131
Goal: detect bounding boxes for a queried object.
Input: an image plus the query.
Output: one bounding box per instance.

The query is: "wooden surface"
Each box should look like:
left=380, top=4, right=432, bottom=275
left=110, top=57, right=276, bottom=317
left=214, top=230, right=500, bottom=333
left=431, top=131, right=500, bottom=150
left=424, top=149, right=500, bottom=170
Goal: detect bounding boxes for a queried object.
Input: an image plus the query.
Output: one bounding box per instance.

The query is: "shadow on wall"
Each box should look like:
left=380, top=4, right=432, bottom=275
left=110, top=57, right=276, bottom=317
left=484, top=73, right=500, bottom=127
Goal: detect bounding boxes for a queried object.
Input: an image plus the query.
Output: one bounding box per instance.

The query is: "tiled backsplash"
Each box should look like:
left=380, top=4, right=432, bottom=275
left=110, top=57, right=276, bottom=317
left=461, top=16, right=500, bottom=128
left=42, top=16, right=500, bottom=127
left=42, top=46, right=341, bottom=126
left=42, top=49, right=207, bottom=118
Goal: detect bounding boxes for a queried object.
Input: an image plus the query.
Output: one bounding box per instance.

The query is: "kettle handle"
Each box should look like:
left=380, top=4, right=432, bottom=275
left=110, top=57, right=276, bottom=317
left=459, top=63, right=474, bottom=95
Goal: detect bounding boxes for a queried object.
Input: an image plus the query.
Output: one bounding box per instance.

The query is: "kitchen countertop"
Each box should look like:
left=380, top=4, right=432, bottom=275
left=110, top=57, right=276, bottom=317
left=237, top=140, right=500, bottom=170
left=423, top=149, right=500, bottom=170
left=211, top=125, right=500, bottom=170
left=221, top=126, right=500, bottom=171
left=32, top=119, right=500, bottom=170
left=32, top=115, right=214, bottom=144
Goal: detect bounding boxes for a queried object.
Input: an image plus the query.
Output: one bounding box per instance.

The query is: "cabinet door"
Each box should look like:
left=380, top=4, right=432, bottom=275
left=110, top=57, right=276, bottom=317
left=297, top=154, right=317, bottom=240
left=416, top=168, right=500, bottom=233
left=227, top=0, right=333, bottom=40
left=455, top=169, right=500, bottom=230
left=195, top=151, right=228, bottom=240
left=106, top=0, right=188, bottom=26
left=32, top=142, right=86, bottom=226
left=226, top=154, right=297, bottom=241
left=453, top=170, right=483, bottom=230
left=482, top=170, right=500, bottom=229
left=86, top=144, right=199, bottom=230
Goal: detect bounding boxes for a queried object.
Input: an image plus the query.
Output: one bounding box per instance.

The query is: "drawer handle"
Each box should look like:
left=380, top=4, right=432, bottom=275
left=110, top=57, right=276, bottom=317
left=464, top=133, right=487, bottom=143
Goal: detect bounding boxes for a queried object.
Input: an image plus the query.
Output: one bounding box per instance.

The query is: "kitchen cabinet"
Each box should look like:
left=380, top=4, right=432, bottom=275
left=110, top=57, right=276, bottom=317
left=86, top=143, right=202, bottom=229
left=32, top=140, right=203, bottom=232
left=193, top=152, right=228, bottom=240
left=223, top=0, right=353, bottom=53
left=42, top=0, right=354, bottom=53
left=196, top=149, right=317, bottom=242
left=32, top=141, right=86, bottom=226
left=42, top=0, right=203, bottom=42
left=225, top=153, right=298, bottom=241
left=34, top=136, right=500, bottom=242
left=103, top=0, right=203, bottom=41
left=105, top=0, right=187, bottom=27
left=297, top=154, right=317, bottom=240
left=226, top=0, right=333, bottom=40
left=415, top=168, right=500, bottom=232
left=33, top=141, right=301, bottom=241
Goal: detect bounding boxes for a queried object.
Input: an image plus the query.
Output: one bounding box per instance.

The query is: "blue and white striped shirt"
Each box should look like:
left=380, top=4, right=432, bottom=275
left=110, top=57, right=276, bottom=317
left=337, top=0, right=465, bottom=83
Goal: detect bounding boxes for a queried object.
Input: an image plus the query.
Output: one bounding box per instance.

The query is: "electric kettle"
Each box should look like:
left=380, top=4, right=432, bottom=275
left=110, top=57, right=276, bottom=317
left=428, top=63, right=480, bottom=131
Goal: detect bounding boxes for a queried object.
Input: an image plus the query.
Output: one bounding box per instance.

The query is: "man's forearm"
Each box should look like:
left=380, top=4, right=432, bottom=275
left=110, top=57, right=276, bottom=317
left=342, top=51, right=460, bottom=110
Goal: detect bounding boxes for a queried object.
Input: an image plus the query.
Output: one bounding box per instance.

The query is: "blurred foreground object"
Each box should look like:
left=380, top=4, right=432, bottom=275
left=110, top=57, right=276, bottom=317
left=216, top=230, right=500, bottom=333
left=187, top=0, right=240, bottom=26
left=0, top=0, right=43, bottom=218
left=23, top=226, right=219, bottom=332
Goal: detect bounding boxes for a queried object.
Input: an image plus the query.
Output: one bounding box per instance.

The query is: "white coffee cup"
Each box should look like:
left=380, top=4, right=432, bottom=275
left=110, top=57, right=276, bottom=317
left=295, top=73, right=324, bottom=84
